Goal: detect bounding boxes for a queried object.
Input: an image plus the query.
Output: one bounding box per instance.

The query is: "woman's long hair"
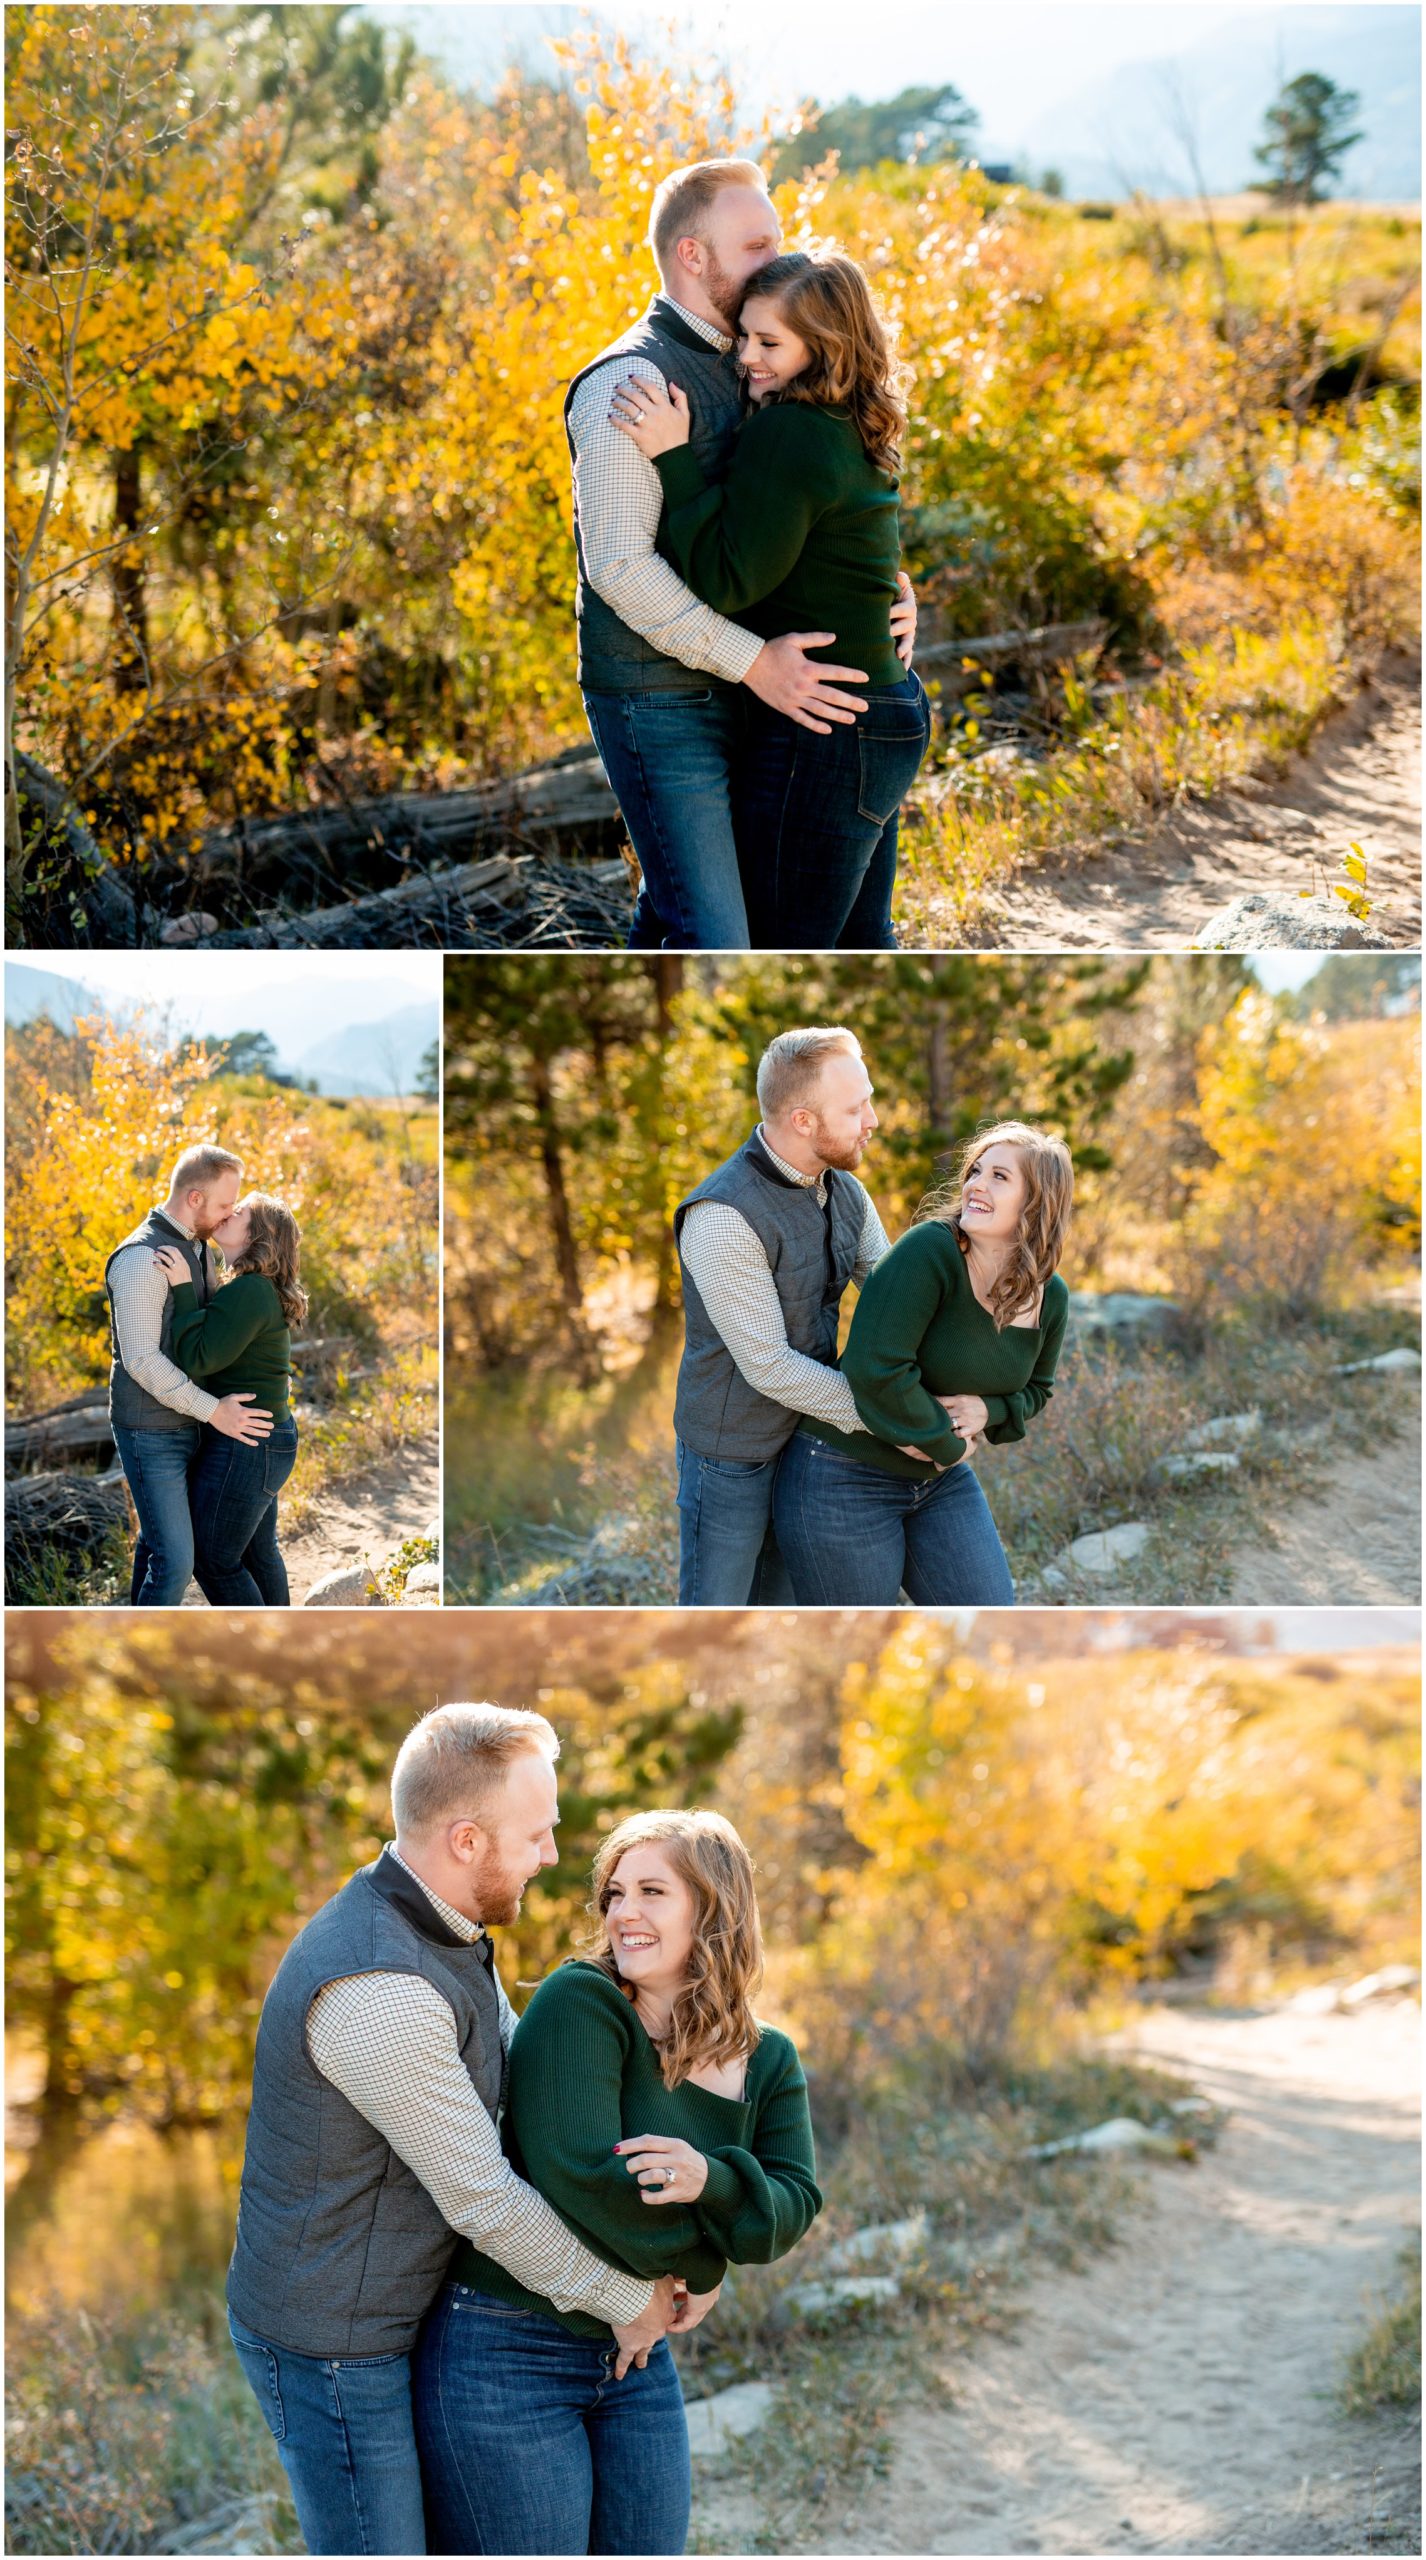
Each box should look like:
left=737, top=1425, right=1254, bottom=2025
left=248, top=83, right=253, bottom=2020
left=228, top=1192, right=308, bottom=1329
left=739, top=250, right=908, bottom=476
left=579, top=1809, right=764, bottom=2089
left=914, top=1121, right=1074, bottom=1329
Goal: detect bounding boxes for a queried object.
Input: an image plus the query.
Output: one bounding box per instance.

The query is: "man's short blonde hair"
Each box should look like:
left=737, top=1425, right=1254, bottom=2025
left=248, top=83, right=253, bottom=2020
left=168, top=1143, right=243, bottom=1198
left=648, top=157, right=769, bottom=277
left=756, top=1027, right=863, bottom=1121
left=392, top=1702, right=559, bottom=1840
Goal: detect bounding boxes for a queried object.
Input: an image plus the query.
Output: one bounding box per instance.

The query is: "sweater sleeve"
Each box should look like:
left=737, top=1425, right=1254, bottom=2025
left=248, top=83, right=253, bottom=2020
left=840, top=1229, right=967, bottom=1467
left=693, top=2034, right=822, bottom=2266
left=652, top=409, right=835, bottom=613
left=506, top=1969, right=726, bottom=2291
left=167, top=1276, right=272, bottom=1379
left=981, top=1281, right=1070, bottom=1445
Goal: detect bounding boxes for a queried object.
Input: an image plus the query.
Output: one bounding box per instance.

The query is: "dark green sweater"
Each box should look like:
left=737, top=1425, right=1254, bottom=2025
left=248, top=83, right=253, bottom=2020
left=802, top=1222, right=1069, bottom=1482
left=653, top=402, right=905, bottom=686
left=169, top=1274, right=292, bottom=1424
left=452, top=1960, right=822, bottom=2339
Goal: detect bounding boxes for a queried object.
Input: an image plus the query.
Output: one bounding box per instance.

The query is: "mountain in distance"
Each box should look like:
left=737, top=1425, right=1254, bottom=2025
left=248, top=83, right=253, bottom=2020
left=1014, top=6, right=1421, bottom=202
left=294, top=1004, right=437, bottom=1098
left=4, top=962, right=109, bottom=1032
left=192, top=973, right=437, bottom=1057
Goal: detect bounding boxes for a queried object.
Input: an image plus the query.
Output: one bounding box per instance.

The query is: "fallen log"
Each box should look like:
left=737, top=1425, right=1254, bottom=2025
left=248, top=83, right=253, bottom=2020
left=12, top=752, right=142, bottom=945
left=190, top=852, right=634, bottom=951
left=6, top=1403, right=114, bottom=1474
left=5, top=1468, right=130, bottom=1598
left=915, top=616, right=1110, bottom=682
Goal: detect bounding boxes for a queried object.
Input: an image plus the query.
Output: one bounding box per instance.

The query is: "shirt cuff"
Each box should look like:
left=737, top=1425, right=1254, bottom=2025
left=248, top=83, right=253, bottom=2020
left=697, top=2154, right=745, bottom=2220
left=653, top=446, right=709, bottom=506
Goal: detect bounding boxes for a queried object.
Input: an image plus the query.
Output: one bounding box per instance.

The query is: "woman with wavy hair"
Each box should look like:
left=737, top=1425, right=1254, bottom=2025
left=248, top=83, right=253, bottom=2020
left=773, top=1123, right=1073, bottom=1605
left=413, top=1808, right=822, bottom=2557
left=611, top=247, right=931, bottom=950
left=153, top=1192, right=306, bottom=1606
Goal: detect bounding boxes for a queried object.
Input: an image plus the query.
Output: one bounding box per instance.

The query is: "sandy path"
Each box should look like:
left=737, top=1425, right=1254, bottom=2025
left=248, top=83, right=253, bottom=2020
left=832, top=2002, right=1421, bottom=2557
left=1228, top=1387, right=1420, bottom=1605
left=178, top=1435, right=440, bottom=1606
left=967, top=655, right=1421, bottom=951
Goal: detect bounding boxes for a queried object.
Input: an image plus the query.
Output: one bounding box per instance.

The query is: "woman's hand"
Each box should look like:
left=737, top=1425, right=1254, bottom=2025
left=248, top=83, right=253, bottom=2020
left=939, top=1394, right=989, bottom=1440
left=152, top=1246, right=190, bottom=1288
left=890, top=569, right=918, bottom=668
left=614, top=2133, right=709, bottom=2204
left=609, top=373, right=692, bottom=457
left=669, top=2283, right=722, bottom=2333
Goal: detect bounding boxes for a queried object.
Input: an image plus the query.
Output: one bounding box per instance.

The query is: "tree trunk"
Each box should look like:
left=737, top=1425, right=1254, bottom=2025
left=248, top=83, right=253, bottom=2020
left=529, top=1051, right=584, bottom=1322
left=112, top=445, right=148, bottom=693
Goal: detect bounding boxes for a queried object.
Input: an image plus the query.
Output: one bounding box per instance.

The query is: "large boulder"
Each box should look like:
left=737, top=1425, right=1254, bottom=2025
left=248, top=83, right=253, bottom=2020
left=1195, top=891, right=1372, bottom=950
left=684, top=2382, right=776, bottom=2459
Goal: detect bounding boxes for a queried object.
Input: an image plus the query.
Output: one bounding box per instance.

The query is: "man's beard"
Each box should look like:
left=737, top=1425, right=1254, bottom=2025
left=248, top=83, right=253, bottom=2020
left=472, top=1841, right=527, bottom=1928
left=811, top=1120, right=870, bottom=1173
left=700, top=249, right=747, bottom=332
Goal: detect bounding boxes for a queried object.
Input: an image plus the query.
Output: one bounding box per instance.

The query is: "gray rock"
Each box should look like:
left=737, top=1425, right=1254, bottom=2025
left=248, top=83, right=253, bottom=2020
left=302, top=1562, right=385, bottom=1608
left=423, top=1515, right=442, bottom=1541
left=823, top=2211, right=929, bottom=2273
left=1187, top=1411, right=1262, bottom=1446
left=782, top=2273, right=902, bottom=2322
left=1030, top=2116, right=1175, bottom=2159
left=157, top=2497, right=282, bottom=2554
left=402, top=1560, right=442, bottom=1594
left=684, top=2381, right=775, bottom=2459
left=1332, top=1347, right=1422, bottom=1375
left=1038, top=1564, right=1070, bottom=1593
left=1064, top=1522, right=1150, bottom=1572
left=1195, top=891, right=1372, bottom=950
left=1071, top=1290, right=1182, bottom=1340
left=1157, top=1450, right=1241, bottom=1480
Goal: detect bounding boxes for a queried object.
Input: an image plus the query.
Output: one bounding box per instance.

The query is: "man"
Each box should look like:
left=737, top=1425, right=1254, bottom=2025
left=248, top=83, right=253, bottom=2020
left=672, top=1026, right=891, bottom=1605
left=564, top=156, right=916, bottom=948
left=104, top=1143, right=274, bottom=1606
left=227, top=1702, right=682, bottom=2557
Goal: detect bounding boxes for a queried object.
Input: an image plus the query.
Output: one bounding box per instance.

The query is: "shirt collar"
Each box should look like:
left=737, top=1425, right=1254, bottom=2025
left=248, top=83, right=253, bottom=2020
left=654, top=290, right=734, bottom=354
left=756, top=1125, right=828, bottom=1203
left=388, top=1842, right=484, bottom=1943
left=158, top=1203, right=200, bottom=1242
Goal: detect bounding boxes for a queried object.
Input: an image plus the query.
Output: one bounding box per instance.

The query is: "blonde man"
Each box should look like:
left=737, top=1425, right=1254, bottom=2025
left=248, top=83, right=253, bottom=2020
left=104, top=1144, right=274, bottom=1605
left=563, top=156, right=915, bottom=948
left=671, top=1027, right=891, bottom=1601
left=228, top=1703, right=682, bottom=2557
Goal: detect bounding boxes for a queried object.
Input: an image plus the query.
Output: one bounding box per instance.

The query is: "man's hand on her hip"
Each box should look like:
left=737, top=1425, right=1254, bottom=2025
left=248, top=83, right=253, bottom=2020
left=890, top=568, right=918, bottom=667
left=744, top=633, right=869, bottom=736
left=612, top=2273, right=680, bottom=2378
left=211, top=1393, right=274, bottom=1443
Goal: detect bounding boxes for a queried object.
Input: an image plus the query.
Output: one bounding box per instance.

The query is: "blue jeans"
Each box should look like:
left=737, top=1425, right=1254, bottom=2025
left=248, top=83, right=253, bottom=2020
left=773, top=1429, right=1016, bottom=1604
left=583, top=684, right=749, bottom=950
left=190, top=1418, right=298, bottom=1606
left=113, top=1419, right=202, bottom=1606
left=735, top=668, right=931, bottom=949
left=413, top=2284, right=692, bottom=2557
left=675, top=1436, right=795, bottom=1605
left=228, top=2308, right=427, bottom=2557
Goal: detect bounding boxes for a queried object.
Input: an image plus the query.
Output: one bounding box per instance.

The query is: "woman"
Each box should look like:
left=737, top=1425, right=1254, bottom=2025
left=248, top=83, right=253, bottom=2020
left=774, top=1123, right=1073, bottom=1606
left=153, top=1193, right=304, bottom=1606
left=413, top=1810, right=822, bottom=2558
left=612, top=249, right=930, bottom=950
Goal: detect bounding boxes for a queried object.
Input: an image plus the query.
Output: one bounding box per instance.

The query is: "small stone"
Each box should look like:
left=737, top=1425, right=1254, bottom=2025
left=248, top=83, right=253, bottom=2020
left=1038, top=1563, right=1069, bottom=1592
left=1030, top=2117, right=1174, bottom=2160
left=1286, top=1983, right=1342, bottom=2014
left=684, top=2381, right=775, bottom=2459
left=159, top=913, right=220, bottom=946
left=1157, top=1451, right=1241, bottom=1480
left=1339, top=1964, right=1419, bottom=2007
left=1332, top=1347, right=1421, bottom=1375
left=1195, top=891, right=1372, bottom=950
left=1187, top=1411, right=1262, bottom=1446
left=302, top=1562, right=385, bottom=1608
left=402, top=1560, right=442, bottom=1594
left=823, top=2212, right=929, bottom=2274
left=1065, top=1523, right=1150, bottom=1572
left=781, top=2273, right=902, bottom=2323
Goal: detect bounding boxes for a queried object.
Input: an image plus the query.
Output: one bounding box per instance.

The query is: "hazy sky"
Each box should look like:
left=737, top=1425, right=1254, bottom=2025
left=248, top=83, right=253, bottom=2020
left=10, top=953, right=441, bottom=1040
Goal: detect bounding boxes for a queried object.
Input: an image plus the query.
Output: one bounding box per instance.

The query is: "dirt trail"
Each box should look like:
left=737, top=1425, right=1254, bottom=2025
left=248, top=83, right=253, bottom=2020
left=179, top=1436, right=440, bottom=1606
left=824, top=2002, right=1421, bottom=2558
left=1229, top=1386, right=1420, bottom=1605
left=968, top=655, right=1421, bottom=950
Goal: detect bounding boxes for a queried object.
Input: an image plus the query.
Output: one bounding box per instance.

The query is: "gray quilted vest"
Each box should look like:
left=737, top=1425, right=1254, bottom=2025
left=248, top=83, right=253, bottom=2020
left=564, top=297, right=744, bottom=693
left=673, top=1130, right=869, bottom=1463
left=226, top=1850, right=506, bottom=2357
left=105, top=1207, right=210, bottom=1432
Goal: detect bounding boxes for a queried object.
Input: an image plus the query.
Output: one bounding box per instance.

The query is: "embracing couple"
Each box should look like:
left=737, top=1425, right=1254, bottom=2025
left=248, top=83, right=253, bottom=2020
left=675, top=1027, right=1074, bottom=1606
left=227, top=1703, right=820, bottom=2556
left=567, top=157, right=929, bottom=950
left=104, top=1144, right=305, bottom=1606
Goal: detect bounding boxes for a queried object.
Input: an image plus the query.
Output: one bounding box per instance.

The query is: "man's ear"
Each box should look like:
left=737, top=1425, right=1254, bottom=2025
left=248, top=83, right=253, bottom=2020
left=448, top=1816, right=485, bottom=1865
